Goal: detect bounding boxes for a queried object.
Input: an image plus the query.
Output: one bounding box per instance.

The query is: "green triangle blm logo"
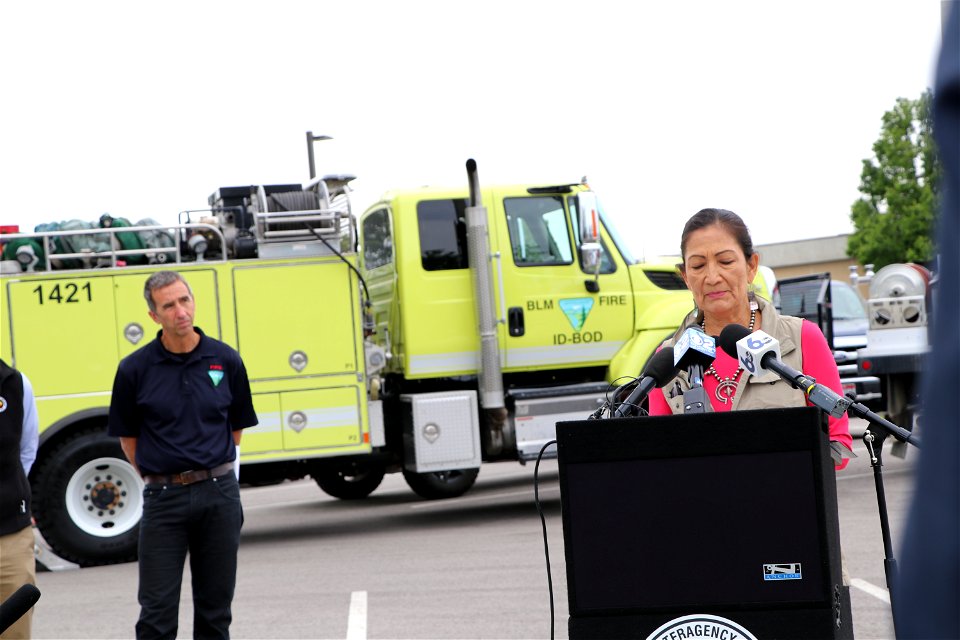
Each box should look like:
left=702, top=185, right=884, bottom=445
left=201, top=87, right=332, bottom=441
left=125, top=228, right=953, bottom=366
left=559, top=298, right=594, bottom=331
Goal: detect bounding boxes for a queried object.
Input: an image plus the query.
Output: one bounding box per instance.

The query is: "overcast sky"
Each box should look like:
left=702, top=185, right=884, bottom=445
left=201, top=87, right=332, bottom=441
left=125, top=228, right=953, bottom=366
left=1, top=1, right=946, bottom=260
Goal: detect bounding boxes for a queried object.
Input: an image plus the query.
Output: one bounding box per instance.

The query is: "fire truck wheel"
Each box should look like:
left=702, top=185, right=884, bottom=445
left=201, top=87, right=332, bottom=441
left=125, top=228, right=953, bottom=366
left=32, top=428, right=143, bottom=567
left=312, top=460, right=386, bottom=499
left=402, top=467, right=480, bottom=500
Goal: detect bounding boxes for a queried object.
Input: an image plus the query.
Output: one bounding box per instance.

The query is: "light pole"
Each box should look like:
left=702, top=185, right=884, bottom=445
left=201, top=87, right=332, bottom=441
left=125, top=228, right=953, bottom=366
left=306, top=131, right=332, bottom=180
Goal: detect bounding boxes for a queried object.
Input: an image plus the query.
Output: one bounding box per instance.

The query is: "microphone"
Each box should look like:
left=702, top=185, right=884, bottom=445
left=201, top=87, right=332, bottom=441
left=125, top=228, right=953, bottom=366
left=718, top=323, right=921, bottom=447
left=673, top=327, right=717, bottom=379
left=0, top=584, right=40, bottom=633
left=613, top=349, right=679, bottom=417
left=718, top=324, right=851, bottom=418
left=673, top=327, right=716, bottom=413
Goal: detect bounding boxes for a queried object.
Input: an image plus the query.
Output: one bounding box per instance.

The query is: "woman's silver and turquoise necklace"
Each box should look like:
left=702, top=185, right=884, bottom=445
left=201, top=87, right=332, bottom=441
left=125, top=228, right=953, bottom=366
left=701, top=307, right=757, bottom=404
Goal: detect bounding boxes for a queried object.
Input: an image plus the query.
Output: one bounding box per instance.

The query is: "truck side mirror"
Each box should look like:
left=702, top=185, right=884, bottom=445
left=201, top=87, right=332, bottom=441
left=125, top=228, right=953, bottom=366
left=580, top=242, right=601, bottom=271
left=581, top=242, right=602, bottom=292
left=577, top=191, right=600, bottom=245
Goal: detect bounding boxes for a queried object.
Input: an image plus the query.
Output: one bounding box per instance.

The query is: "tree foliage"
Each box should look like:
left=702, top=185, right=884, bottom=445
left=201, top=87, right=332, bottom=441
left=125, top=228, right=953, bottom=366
left=848, top=90, right=941, bottom=268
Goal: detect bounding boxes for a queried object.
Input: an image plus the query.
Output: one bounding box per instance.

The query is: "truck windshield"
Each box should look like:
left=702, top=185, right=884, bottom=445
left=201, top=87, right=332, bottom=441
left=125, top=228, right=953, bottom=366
left=831, top=282, right=867, bottom=320
left=598, top=207, right=637, bottom=265
left=567, top=193, right=636, bottom=265
left=780, top=280, right=866, bottom=322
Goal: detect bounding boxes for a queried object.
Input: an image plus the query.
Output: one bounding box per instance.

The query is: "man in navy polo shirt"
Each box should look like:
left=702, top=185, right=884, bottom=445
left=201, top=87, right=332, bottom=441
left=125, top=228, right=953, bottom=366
left=109, top=270, right=257, bottom=640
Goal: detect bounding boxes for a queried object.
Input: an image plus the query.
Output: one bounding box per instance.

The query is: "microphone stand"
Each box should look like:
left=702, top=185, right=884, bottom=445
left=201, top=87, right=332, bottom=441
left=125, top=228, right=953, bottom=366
left=726, top=332, right=920, bottom=623
left=862, top=428, right=899, bottom=627
left=844, top=401, right=920, bottom=628
left=682, top=364, right=708, bottom=414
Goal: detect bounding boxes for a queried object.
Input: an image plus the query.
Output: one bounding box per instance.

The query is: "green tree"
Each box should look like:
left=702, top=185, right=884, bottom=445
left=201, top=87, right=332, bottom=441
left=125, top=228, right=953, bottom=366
left=848, top=90, right=941, bottom=268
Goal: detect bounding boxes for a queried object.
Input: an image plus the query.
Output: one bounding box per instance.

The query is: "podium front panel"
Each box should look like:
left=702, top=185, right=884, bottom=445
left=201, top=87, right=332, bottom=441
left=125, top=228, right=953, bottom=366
left=557, top=406, right=843, bottom=626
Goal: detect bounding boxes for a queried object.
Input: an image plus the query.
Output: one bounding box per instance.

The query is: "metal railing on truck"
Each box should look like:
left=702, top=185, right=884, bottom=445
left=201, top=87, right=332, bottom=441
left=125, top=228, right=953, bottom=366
left=0, top=222, right=226, bottom=273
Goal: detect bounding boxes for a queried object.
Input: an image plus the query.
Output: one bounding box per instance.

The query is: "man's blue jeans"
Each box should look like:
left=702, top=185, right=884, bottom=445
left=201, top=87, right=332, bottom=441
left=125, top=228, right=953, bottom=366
left=136, top=472, right=243, bottom=640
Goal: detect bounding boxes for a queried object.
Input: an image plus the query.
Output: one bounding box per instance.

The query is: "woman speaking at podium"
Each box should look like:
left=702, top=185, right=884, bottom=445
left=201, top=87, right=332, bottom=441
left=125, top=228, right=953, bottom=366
left=647, top=208, right=854, bottom=468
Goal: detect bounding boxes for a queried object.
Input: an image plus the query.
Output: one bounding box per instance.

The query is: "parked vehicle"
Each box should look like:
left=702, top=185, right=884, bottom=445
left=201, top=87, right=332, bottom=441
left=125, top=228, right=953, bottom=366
left=776, top=273, right=882, bottom=407
left=0, top=152, right=695, bottom=566
left=855, top=262, right=933, bottom=436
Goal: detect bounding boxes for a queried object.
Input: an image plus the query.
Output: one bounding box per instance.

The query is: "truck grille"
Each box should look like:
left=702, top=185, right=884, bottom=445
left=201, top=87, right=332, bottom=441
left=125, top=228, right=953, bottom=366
left=643, top=270, right=687, bottom=291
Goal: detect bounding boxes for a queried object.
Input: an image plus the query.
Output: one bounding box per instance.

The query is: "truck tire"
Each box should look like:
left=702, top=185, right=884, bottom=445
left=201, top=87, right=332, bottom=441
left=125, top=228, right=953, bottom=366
left=31, top=428, right=143, bottom=567
left=402, top=468, right=479, bottom=500
left=313, top=460, right=386, bottom=500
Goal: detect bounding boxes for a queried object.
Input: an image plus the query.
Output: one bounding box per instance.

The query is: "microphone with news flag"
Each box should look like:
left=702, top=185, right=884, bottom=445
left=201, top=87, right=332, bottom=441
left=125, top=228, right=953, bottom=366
left=718, top=323, right=920, bottom=447
left=718, top=324, right=851, bottom=418
left=673, top=327, right=717, bottom=414
left=612, top=348, right=680, bottom=417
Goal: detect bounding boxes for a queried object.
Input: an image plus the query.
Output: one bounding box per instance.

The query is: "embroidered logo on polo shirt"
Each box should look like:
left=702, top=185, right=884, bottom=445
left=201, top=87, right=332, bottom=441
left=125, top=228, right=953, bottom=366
left=0, top=395, right=7, bottom=413
left=208, top=364, right=224, bottom=387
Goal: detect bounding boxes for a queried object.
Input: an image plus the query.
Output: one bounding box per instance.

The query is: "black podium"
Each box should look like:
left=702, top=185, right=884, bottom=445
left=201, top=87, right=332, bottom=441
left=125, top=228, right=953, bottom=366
left=557, top=407, right=853, bottom=640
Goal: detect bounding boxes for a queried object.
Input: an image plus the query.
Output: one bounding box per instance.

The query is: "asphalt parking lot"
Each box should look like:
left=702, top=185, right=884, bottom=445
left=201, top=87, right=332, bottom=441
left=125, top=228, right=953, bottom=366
left=30, top=419, right=917, bottom=639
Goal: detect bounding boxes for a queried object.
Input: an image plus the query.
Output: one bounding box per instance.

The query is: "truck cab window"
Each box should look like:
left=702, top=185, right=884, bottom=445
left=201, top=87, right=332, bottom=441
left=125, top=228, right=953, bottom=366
left=362, top=208, right=393, bottom=270
left=504, top=196, right=573, bottom=266
left=417, top=199, right=468, bottom=271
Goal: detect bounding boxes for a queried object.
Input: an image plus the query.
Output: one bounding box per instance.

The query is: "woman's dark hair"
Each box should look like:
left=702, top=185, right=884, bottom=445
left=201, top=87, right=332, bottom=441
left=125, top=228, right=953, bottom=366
left=680, top=208, right=754, bottom=263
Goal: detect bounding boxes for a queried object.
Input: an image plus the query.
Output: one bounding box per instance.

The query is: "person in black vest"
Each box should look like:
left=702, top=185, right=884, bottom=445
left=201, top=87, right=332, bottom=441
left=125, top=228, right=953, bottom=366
left=108, top=271, right=257, bottom=640
left=0, top=359, right=40, bottom=639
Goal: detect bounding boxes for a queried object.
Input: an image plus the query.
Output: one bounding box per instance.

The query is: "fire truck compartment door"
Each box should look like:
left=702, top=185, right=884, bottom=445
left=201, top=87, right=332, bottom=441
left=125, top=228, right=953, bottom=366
left=280, top=387, right=364, bottom=451
left=7, top=275, right=118, bottom=395
left=232, top=262, right=361, bottom=380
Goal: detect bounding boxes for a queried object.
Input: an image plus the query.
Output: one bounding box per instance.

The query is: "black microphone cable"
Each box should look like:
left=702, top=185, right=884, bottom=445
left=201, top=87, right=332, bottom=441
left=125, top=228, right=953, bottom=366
left=613, top=391, right=651, bottom=418
left=534, top=439, right=559, bottom=640
left=608, top=375, right=655, bottom=418
left=595, top=376, right=639, bottom=419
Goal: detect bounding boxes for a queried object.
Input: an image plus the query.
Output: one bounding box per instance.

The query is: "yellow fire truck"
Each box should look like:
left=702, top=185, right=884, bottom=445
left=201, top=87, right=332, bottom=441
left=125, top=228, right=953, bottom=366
left=1, top=157, right=695, bottom=566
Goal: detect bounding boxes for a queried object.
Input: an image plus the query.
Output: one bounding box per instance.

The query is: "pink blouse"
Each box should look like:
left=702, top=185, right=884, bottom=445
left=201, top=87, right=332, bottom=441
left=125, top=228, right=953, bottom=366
left=646, top=320, right=854, bottom=469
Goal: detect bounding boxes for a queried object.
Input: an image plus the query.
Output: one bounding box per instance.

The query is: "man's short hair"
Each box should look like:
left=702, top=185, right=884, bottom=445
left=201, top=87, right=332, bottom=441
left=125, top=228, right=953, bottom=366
left=144, top=271, right=193, bottom=313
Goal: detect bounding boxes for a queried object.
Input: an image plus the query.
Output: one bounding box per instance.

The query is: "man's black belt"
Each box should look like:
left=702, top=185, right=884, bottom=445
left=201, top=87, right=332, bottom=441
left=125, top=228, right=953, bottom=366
left=143, top=462, right=235, bottom=486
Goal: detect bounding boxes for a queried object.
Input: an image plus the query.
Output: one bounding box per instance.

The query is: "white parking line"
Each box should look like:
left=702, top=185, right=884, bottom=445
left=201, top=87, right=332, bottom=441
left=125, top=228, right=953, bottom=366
left=346, top=590, right=367, bottom=640
left=408, top=485, right=559, bottom=509
left=850, top=578, right=891, bottom=603
left=836, top=468, right=912, bottom=482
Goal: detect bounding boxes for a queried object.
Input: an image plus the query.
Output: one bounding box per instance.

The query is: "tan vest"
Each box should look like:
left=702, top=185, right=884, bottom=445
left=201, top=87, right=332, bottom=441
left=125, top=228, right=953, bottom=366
left=659, top=297, right=806, bottom=414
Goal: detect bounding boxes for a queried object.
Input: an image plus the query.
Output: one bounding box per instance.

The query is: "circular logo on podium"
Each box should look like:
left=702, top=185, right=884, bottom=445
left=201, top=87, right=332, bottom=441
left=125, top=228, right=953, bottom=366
left=646, top=614, right=758, bottom=640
